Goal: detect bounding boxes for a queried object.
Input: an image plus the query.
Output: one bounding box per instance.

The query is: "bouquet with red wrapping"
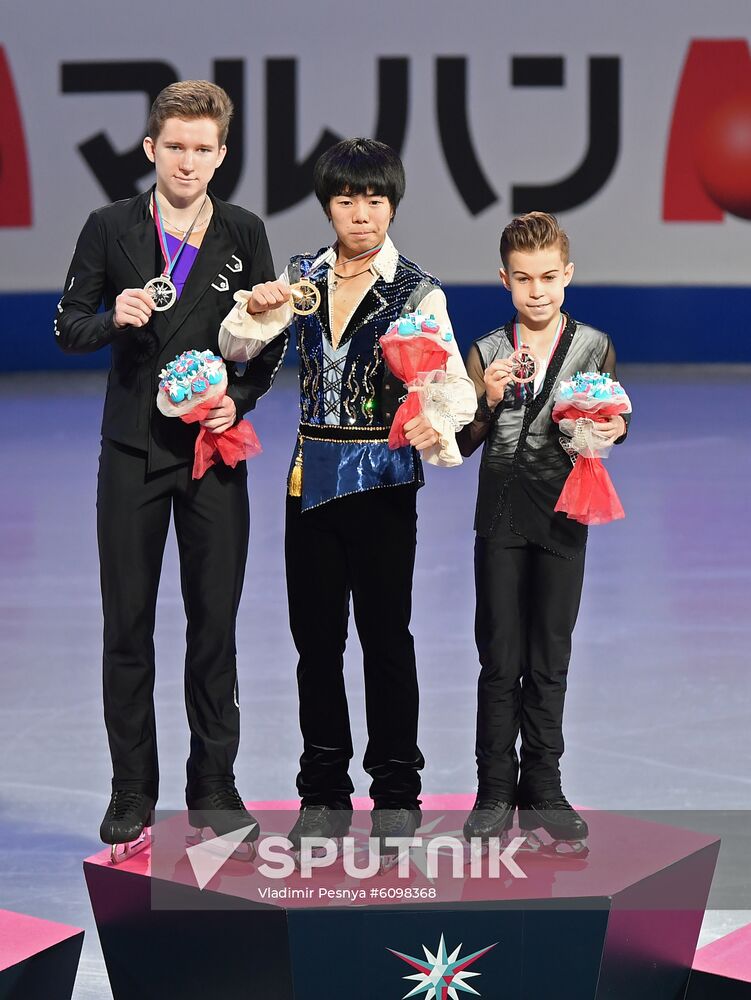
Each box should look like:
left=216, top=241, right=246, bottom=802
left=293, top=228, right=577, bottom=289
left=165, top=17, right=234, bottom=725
left=552, top=371, right=631, bottom=525
left=379, top=310, right=454, bottom=451
left=157, top=349, right=261, bottom=480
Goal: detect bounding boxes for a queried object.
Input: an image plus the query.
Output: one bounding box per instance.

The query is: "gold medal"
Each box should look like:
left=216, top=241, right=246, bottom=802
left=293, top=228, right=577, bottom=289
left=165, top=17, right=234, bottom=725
left=289, top=279, right=321, bottom=316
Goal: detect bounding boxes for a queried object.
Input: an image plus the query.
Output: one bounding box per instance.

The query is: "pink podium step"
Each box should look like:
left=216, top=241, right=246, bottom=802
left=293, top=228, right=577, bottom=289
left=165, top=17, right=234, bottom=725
left=84, top=794, right=720, bottom=1000
left=687, top=922, right=751, bottom=998
left=0, top=909, right=84, bottom=1000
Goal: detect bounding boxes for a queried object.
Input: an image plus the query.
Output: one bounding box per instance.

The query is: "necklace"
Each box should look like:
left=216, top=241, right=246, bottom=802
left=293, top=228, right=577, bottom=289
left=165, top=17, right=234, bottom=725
left=152, top=191, right=212, bottom=235
left=332, top=262, right=375, bottom=280
left=161, top=206, right=212, bottom=235
left=332, top=241, right=383, bottom=280
left=162, top=216, right=211, bottom=236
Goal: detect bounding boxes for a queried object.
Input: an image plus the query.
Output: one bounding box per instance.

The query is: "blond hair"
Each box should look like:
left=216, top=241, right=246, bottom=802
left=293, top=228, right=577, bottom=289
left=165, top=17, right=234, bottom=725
left=147, top=80, right=233, bottom=145
left=500, top=212, right=570, bottom=268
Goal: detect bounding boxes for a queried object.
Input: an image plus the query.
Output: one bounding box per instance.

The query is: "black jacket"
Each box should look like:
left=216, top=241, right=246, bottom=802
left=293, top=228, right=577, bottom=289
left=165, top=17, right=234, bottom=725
left=55, top=188, right=284, bottom=471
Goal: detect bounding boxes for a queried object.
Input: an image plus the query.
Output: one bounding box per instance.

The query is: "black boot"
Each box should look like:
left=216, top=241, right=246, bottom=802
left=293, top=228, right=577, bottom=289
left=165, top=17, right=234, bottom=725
left=288, top=805, right=352, bottom=867
left=371, top=807, right=422, bottom=871
left=100, top=790, right=154, bottom=864
left=187, top=785, right=259, bottom=860
left=517, top=794, right=588, bottom=855
left=463, top=797, right=515, bottom=843
left=288, top=805, right=352, bottom=856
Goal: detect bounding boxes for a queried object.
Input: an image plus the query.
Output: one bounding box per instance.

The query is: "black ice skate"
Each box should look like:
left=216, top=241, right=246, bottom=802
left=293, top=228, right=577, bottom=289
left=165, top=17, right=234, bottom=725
left=371, top=808, right=421, bottom=873
left=186, top=785, right=259, bottom=862
left=288, top=805, right=352, bottom=868
left=517, top=795, right=589, bottom=857
left=463, top=797, right=516, bottom=856
left=100, top=791, right=154, bottom=865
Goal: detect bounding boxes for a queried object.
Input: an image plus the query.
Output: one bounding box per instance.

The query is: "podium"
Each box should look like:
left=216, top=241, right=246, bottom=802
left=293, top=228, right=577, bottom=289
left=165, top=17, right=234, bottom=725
left=84, top=795, right=719, bottom=1000
left=0, top=909, right=83, bottom=1000
left=687, top=923, right=751, bottom=998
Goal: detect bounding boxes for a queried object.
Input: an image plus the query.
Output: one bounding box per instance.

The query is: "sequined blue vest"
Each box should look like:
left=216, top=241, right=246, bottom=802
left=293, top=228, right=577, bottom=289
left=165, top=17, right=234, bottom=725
left=289, top=248, right=440, bottom=509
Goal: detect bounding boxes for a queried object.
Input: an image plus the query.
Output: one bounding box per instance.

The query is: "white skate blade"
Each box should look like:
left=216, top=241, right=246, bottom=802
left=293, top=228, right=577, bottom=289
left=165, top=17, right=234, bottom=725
left=518, top=830, right=588, bottom=858
left=378, top=852, right=401, bottom=874
left=463, top=831, right=512, bottom=865
left=517, top=831, right=544, bottom=853
left=548, top=838, right=588, bottom=857
left=185, top=827, right=256, bottom=863
left=109, top=828, right=150, bottom=865
left=292, top=836, right=345, bottom=870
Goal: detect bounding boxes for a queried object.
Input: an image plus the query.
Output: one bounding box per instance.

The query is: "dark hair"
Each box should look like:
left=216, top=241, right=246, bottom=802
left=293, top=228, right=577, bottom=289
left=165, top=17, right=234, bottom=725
left=500, top=211, right=570, bottom=268
left=313, top=138, right=405, bottom=216
left=148, top=80, right=233, bottom=145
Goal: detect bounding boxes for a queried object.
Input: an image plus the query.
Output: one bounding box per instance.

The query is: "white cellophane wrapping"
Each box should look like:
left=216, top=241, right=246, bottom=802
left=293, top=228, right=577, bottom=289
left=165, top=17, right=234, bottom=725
left=414, top=369, right=476, bottom=468
left=555, top=392, right=632, bottom=460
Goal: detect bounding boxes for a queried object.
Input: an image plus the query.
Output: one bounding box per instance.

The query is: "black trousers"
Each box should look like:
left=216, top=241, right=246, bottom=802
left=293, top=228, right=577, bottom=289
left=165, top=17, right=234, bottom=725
left=285, top=485, right=424, bottom=809
left=97, top=439, right=249, bottom=803
left=474, top=531, right=586, bottom=801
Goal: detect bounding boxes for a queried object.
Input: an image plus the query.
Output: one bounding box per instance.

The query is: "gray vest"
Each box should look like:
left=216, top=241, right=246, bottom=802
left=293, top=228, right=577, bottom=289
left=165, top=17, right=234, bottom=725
left=474, top=315, right=613, bottom=554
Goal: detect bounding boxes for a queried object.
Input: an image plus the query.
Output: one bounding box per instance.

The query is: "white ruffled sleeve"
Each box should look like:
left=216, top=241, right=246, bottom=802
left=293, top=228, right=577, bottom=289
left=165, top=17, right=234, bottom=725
left=412, top=287, right=478, bottom=467
left=218, top=268, right=294, bottom=362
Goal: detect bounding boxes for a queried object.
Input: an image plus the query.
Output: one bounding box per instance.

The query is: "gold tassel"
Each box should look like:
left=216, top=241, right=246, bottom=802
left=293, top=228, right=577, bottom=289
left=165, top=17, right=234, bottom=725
left=288, top=437, right=303, bottom=497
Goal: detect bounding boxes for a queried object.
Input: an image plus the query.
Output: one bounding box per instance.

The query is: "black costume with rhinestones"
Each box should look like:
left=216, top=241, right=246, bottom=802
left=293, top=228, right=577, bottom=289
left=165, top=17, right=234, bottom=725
left=458, top=313, right=628, bottom=801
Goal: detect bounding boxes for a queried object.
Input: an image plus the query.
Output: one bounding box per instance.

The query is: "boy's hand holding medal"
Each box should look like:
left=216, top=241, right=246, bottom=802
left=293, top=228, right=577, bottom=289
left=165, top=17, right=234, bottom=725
left=112, top=288, right=155, bottom=329
left=483, top=358, right=516, bottom=406
left=245, top=277, right=320, bottom=317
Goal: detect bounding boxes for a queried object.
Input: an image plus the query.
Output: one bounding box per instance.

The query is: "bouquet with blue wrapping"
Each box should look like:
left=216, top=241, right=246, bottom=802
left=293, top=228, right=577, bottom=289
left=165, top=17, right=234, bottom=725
left=552, top=371, right=631, bottom=525
left=157, top=349, right=261, bottom=479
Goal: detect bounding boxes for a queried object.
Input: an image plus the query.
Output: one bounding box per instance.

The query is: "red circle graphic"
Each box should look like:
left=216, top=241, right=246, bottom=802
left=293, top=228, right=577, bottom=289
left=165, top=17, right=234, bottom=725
left=696, top=95, right=751, bottom=220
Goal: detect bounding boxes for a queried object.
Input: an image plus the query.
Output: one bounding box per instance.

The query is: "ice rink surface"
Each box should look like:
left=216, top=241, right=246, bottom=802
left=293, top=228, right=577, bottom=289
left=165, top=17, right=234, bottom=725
left=1, top=366, right=750, bottom=997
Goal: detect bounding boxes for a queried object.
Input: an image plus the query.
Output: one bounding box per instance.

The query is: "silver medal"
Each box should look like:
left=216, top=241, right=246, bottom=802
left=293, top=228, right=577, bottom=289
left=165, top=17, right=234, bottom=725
left=145, top=275, right=177, bottom=312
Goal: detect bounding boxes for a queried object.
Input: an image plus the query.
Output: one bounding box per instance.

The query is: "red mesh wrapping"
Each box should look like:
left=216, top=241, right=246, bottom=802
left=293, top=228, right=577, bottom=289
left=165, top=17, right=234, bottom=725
left=552, top=401, right=628, bottom=525
left=181, top=396, right=262, bottom=480
left=554, top=456, right=625, bottom=525
left=379, top=333, right=450, bottom=449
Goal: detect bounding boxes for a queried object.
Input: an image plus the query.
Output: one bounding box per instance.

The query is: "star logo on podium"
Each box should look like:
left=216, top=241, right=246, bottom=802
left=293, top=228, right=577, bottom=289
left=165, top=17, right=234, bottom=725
left=388, top=933, right=497, bottom=999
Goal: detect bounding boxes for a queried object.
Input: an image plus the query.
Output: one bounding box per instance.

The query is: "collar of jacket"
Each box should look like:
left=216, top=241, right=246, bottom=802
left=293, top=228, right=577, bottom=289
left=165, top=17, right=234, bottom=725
left=307, top=233, right=400, bottom=283
left=116, top=186, right=238, bottom=352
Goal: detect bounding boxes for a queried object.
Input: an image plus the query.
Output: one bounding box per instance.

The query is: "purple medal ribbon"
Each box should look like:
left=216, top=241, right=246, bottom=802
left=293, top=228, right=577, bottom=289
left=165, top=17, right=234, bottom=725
left=151, top=191, right=206, bottom=280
